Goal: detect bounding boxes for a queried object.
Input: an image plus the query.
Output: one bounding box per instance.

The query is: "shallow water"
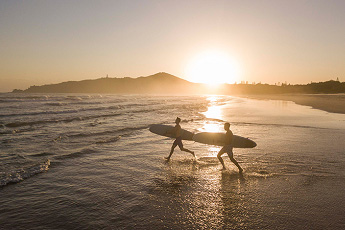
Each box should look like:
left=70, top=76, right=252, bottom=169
left=1, top=94, right=345, bottom=229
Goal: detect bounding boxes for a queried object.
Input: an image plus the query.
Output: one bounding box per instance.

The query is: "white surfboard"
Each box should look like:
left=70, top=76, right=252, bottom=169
left=193, top=132, right=256, bottom=148
left=149, top=124, right=194, bottom=140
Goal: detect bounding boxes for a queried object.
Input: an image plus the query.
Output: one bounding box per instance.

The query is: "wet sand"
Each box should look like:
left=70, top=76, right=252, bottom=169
left=244, top=94, right=345, bottom=114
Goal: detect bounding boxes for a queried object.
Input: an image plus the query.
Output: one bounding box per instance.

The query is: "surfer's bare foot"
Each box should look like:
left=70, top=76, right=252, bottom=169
left=165, top=157, right=170, bottom=161
left=221, top=166, right=226, bottom=171
left=239, top=168, right=243, bottom=173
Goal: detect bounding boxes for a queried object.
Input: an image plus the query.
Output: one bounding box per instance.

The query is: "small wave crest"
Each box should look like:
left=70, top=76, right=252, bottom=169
left=54, top=148, right=96, bottom=160
left=67, top=125, right=149, bottom=139
left=245, top=171, right=275, bottom=178
left=0, top=104, right=124, bottom=118
left=197, top=156, right=220, bottom=164
left=0, top=95, right=50, bottom=103
left=205, top=117, right=225, bottom=122
left=95, top=136, right=121, bottom=144
left=0, top=159, right=50, bottom=187
left=29, top=152, right=55, bottom=157
left=65, top=96, right=83, bottom=101
left=0, top=108, right=79, bottom=118
left=45, top=102, right=65, bottom=106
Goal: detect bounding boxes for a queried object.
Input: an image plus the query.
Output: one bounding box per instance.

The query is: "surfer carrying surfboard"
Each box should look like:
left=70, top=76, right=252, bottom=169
left=217, top=122, right=243, bottom=172
left=165, top=117, right=195, bottom=161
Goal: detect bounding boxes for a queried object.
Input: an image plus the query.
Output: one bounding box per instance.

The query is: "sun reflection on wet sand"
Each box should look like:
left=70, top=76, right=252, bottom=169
left=203, top=96, right=223, bottom=120
left=199, top=123, right=221, bottom=132
left=151, top=158, right=250, bottom=229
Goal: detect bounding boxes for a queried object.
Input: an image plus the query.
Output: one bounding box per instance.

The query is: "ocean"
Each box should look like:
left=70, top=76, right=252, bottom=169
left=1, top=93, right=345, bottom=229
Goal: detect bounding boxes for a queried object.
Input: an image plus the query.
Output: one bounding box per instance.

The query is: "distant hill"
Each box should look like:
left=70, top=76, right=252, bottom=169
left=16, top=72, right=203, bottom=94
left=12, top=72, right=345, bottom=94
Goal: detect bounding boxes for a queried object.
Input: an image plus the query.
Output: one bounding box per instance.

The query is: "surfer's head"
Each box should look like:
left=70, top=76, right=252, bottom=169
left=224, top=122, right=230, bottom=130
left=175, top=117, right=181, bottom=124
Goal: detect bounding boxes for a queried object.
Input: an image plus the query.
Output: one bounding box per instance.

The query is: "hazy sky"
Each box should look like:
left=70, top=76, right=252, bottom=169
left=1, top=0, right=345, bottom=92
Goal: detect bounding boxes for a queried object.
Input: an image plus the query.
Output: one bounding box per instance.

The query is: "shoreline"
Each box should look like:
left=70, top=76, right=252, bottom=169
left=242, top=94, right=345, bottom=114
left=3, top=92, right=345, bottom=114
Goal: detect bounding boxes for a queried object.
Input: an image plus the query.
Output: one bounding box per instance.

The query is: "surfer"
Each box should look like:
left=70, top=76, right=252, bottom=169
left=217, top=122, right=243, bottom=173
left=165, top=117, right=195, bottom=161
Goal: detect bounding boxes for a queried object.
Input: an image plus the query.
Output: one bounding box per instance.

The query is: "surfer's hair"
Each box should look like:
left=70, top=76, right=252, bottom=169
left=176, top=117, right=181, bottom=122
left=224, top=122, right=230, bottom=128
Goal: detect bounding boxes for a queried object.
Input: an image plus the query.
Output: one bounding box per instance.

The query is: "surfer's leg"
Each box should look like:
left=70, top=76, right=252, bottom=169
left=229, top=155, right=243, bottom=173
left=166, top=142, right=177, bottom=161
left=182, top=148, right=195, bottom=157
left=217, top=147, right=226, bottom=169
left=180, top=146, right=195, bottom=156
left=178, top=140, right=195, bottom=157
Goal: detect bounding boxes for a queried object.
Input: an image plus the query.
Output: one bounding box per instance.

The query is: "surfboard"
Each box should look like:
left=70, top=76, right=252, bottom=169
left=193, top=132, right=256, bottom=148
left=149, top=124, right=194, bottom=140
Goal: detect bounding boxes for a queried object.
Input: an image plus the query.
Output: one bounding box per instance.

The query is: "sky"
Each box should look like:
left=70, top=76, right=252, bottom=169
left=1, top=0, right=345, bottom=92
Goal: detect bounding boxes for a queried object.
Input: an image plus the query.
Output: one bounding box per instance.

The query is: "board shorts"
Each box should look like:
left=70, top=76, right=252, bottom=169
left=219, top=144, right=233, bottom=157
left=173, top=136, right=183, bottom=149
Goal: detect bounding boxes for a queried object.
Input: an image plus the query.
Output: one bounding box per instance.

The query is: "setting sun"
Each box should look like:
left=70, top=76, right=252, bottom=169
left=185, top=50, right=241, bottom=85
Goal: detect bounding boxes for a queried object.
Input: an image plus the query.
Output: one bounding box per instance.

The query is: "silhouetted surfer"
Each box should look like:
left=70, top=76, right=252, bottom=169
left=217, top=122, right=243, bottom=172
left=165, top=117, right=195, bottom=161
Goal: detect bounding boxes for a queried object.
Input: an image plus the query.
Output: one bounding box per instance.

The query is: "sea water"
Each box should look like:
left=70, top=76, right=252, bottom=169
left=1, top=94, right=345, bottom=229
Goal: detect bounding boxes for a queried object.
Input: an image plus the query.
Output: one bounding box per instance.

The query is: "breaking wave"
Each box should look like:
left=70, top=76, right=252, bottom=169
left=4, top=112, right=122, bottom=128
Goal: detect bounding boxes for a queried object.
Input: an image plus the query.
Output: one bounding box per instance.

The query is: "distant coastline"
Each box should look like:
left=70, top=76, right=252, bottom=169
left=12, top=72, right=345, bottom=95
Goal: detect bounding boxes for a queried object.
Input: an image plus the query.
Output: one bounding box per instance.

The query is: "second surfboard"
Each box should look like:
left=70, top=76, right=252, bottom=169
left=193, top=132, right=256, bottom=148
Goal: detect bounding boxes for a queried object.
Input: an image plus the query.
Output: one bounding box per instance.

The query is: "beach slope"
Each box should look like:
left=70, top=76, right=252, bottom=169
left=246, top=94, right=345, bottom=114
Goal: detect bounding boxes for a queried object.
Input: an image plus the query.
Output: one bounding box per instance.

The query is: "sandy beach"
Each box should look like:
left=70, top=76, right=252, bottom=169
left=244, top=94, right=345, bottom=114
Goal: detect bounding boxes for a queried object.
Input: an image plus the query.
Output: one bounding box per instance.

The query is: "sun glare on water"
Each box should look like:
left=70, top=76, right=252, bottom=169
left=186, top=50, right=241, bottom=86
left=199, top=96, right=224, bottom=132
